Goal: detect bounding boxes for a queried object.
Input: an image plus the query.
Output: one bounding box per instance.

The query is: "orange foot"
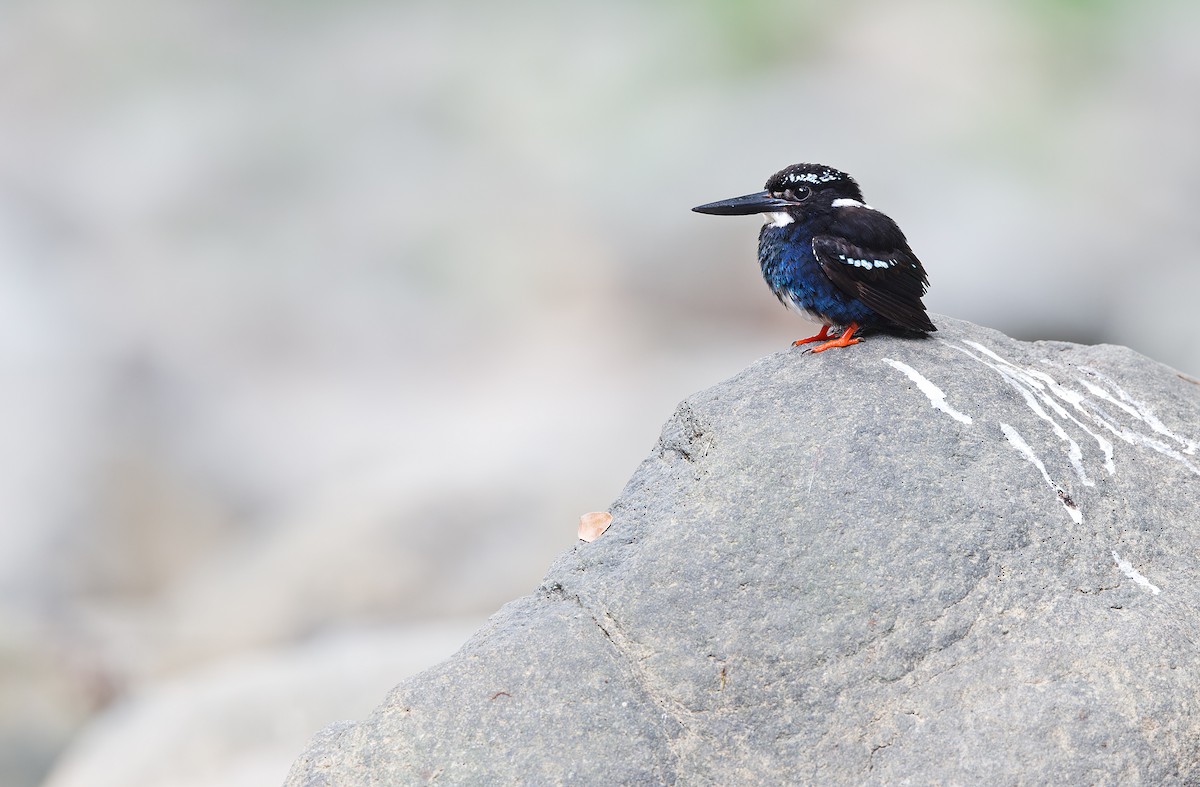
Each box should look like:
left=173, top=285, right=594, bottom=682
left=792, top=324, right=834, bottom=346
left=810, top=322, right=862, bottom=353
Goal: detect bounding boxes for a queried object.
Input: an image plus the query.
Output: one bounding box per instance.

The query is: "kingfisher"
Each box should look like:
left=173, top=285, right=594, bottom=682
left=693, top=163, right=935, bottom=352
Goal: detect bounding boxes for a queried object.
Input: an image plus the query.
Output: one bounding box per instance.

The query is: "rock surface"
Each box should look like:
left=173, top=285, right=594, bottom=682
left=285, top=316, right=1200, bottom=785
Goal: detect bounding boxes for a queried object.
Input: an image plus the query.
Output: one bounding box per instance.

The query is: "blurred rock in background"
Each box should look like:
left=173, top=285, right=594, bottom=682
left=1, top=1, right=1197, bottom=785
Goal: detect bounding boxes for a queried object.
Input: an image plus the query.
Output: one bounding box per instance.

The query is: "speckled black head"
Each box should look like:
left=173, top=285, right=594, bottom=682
left=692, top=162, right=864, bottom=217
left=764, top=163, right=863, bottom=204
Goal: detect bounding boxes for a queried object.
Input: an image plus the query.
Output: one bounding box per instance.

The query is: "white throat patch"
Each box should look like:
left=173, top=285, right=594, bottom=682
left=763, top=211, right=794, bottom=227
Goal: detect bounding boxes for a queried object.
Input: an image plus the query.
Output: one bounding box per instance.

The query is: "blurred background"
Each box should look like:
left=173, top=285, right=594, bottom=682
left=2, top=1, right=1198, bottom=784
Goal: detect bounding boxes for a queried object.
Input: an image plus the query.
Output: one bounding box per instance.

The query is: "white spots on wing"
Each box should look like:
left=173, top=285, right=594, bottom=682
left=838, top=254, right=895, bottom=270
left=763, top=211, right=794, bottom=227
left=830, top=198, right=875, bottom=210
left=882, top=358, right=972, bottom=424
left=1001, top=423, right=1082, bottom=524
left=1112, top=550, right=1161, bottom=595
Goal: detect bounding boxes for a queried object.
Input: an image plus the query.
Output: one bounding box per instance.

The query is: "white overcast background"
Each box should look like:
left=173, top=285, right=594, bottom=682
left=3, top=2, right=1199, bottom=786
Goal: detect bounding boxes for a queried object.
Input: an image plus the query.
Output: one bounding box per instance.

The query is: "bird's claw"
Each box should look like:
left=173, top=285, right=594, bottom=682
left=810, top=336, right=862, bottom=353
left=792, top=325, right=834, bottom=346
left=795, top=322, right=861, bottom=353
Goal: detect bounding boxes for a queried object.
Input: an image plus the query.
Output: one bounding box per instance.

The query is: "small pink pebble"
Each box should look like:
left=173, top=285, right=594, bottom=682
left=578, top=511, right=613, bottom=542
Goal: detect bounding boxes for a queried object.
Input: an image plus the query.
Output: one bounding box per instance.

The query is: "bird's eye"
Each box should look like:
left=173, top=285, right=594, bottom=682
left=785, top=186, right=811, bottom=202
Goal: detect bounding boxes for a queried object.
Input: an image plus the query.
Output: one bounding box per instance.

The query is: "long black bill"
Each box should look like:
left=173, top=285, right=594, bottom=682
left=692, top=190, right=792, bottom=216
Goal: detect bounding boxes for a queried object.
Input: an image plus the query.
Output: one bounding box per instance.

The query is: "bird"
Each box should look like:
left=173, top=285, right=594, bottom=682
left=693, top=163, right=935, bottom=352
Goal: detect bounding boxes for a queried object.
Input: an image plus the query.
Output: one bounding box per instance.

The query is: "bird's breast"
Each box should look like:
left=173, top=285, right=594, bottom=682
left=759, top=227, right=823, bottom=296
left=757, top=223, right=873, bottom=326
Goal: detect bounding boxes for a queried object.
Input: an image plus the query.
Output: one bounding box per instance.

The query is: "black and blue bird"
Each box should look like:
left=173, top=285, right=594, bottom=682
left=693, top=163, right=935, bottom=352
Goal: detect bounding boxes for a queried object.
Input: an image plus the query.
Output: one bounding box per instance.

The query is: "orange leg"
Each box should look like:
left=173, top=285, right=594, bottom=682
left=810, top=322, right=862, bottom=353
left=792, top=324, right=834, bottom=347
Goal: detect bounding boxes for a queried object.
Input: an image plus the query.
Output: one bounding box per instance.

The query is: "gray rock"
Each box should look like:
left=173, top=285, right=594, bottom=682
left=285, top=316, right=1200, bottom=785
